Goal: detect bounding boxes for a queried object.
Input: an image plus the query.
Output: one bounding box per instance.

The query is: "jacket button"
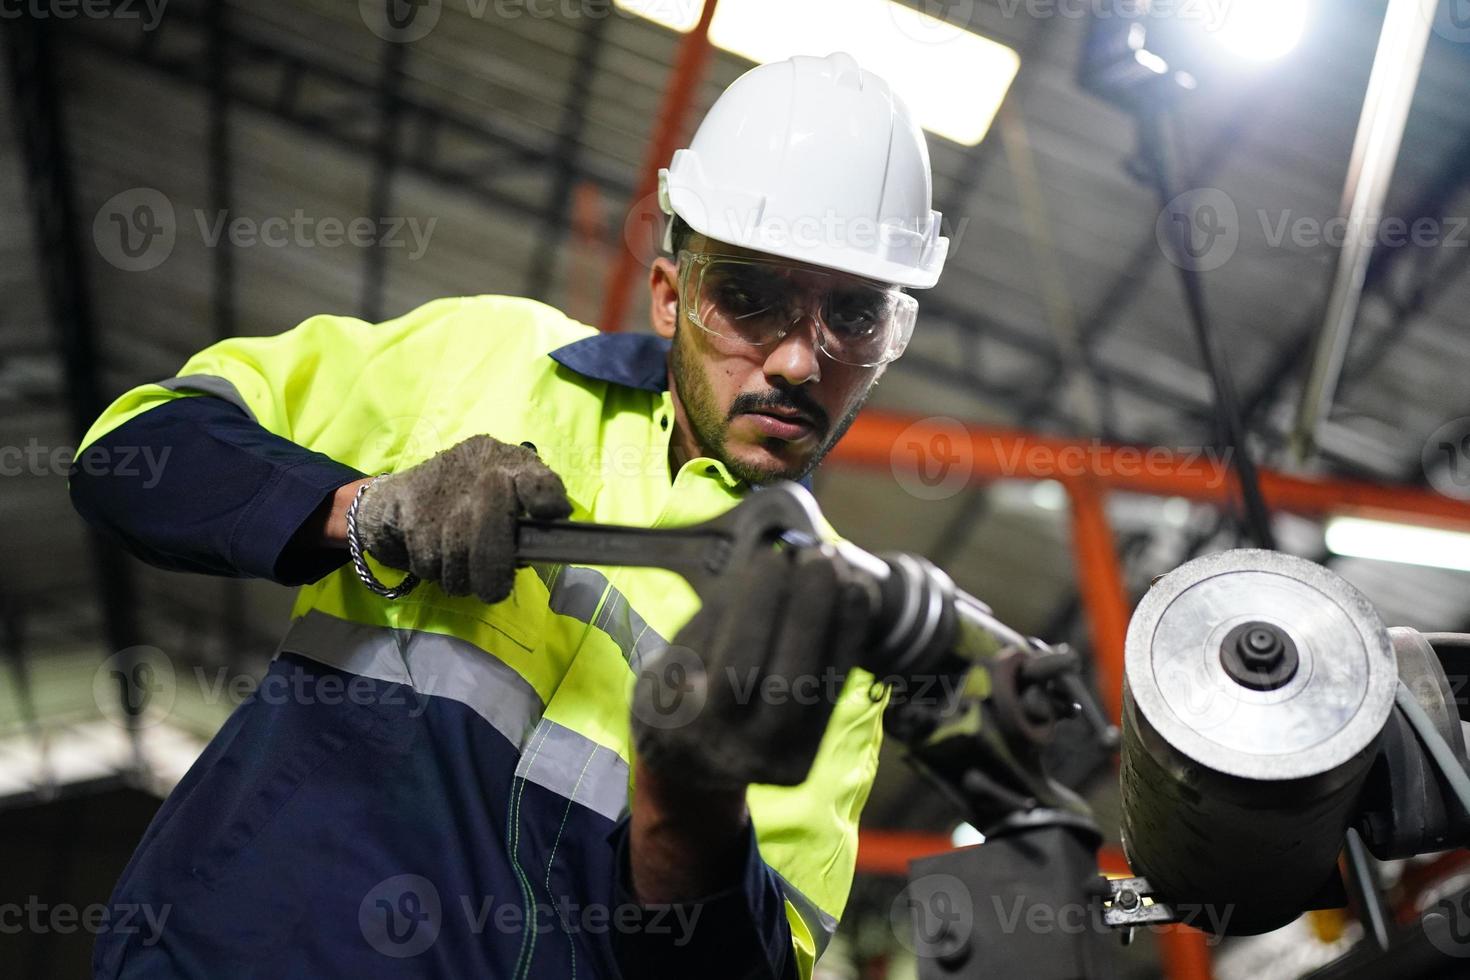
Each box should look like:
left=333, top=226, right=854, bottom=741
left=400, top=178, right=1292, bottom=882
left=520, top=441, right=537, bottom=453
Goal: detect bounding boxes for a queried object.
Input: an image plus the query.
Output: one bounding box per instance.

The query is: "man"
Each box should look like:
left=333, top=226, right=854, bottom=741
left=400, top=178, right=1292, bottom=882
left=72, top=51, right=948, bottom=978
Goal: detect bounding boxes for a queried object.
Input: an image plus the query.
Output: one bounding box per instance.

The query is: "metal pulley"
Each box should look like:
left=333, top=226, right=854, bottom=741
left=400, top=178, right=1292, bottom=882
left=1120, top=550, right=1397, bottom=935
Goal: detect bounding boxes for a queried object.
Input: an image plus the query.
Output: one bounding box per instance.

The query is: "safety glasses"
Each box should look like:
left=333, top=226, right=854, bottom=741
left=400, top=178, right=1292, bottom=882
left=677, top=250, right=917, bottom=368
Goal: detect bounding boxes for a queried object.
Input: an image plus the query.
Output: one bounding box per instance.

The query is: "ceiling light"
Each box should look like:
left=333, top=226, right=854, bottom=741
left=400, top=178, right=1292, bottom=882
left=1324, top=516, right=1470, bottom=574
left=1213, top=0, right=1311, bottom=62
left=615, top=0, right=1021, bottom=146
left=951, top=822, right=986, bottom=848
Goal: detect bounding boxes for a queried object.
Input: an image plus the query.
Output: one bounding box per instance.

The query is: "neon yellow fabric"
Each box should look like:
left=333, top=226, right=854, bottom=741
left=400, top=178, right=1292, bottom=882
left=81, top=295, right=886, bottom=972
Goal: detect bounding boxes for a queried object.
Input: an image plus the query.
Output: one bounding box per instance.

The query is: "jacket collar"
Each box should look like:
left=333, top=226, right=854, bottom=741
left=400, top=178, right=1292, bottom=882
left=549, top=332, right=670, bottom=392
left=549, top=331, right=816, bottom=490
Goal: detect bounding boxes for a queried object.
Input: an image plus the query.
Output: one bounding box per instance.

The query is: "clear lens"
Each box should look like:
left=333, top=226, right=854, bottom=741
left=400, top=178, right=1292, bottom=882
left=680, top=251, right=915, bottom=367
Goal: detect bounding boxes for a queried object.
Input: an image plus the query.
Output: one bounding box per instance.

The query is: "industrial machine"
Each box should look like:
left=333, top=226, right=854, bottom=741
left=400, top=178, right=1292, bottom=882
left=515, top=483, right=1470, bottom=979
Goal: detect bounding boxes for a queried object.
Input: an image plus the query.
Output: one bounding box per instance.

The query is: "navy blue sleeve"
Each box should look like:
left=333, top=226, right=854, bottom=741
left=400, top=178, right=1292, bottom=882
left=69, top=396, right=364, bottom=585
left=606, top=816, right=798, bottom=980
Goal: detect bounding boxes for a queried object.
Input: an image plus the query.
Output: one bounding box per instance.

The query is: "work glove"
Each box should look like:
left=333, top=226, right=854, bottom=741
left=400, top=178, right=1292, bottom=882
left=357, top=434, right=572, bottom=604
left=631, top=543, right=878, bottom=789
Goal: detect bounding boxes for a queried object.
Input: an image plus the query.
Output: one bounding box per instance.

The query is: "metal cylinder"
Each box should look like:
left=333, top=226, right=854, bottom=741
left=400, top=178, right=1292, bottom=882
left=1120, top=550, right=1396, bottom=935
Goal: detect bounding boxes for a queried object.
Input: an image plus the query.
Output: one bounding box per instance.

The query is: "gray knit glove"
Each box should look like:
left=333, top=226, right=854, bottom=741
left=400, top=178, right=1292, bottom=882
left=357, top=435, right=572, bottom=604
left=631, top=544, right=877, bottom=788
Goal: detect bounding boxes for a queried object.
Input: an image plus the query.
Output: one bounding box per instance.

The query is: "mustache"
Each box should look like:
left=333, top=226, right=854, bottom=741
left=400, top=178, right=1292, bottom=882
left=728, top=388, right=830, bottom=435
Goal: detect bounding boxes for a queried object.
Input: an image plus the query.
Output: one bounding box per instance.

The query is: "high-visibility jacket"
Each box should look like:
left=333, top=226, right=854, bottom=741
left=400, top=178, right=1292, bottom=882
left=76, top=295, right=885, bottom=978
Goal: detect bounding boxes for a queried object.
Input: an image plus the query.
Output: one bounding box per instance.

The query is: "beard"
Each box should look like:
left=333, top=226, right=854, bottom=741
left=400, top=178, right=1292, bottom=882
left=669, top=325, right=872, bottom=486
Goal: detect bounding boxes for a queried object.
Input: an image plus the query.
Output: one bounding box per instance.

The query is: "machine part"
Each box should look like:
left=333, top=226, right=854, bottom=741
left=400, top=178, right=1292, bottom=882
left=1358, top=629, right=1470, bottom=859
left=519, top=480, right=1114, bottom=825
left=518, top=482, right=1040, bottom=681
left=1394, top=681, right=1470, bottom=823
left=1422, top=633, right=1470, bottom=722
left=909, top=825, right=1117, bottom=980
left=1121, top=550, right=1397, bottom=934
left=1101, top=877, right=1174, bottom=931
left=1219, top=621, right=1299, bottom=691
left=1341, top=827, right=1390, bottom=952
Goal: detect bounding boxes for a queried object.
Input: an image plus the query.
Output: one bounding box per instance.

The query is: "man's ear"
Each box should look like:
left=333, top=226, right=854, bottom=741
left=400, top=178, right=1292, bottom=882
left=649, top=256, right=679, bottom=340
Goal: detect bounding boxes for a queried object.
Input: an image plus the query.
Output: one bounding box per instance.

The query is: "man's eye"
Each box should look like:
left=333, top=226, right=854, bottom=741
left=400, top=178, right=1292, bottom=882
left=826, top=296, right=885, bottom=336
left=715, top=280, right=780, bottom=319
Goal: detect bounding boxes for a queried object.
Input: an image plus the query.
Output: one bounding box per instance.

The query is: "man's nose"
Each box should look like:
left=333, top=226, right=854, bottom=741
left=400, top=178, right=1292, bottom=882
left=762, top=318, right=822, bottom=386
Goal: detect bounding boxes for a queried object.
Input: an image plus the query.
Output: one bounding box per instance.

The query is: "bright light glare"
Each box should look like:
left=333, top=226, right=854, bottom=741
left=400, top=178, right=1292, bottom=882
left=1325, top=516, right=1470, bottom=574
left=1213, top=0, right=1311, bottom=62
left=952, top=822, right=986, bottom=848
left=1030, top=479, right=1067, bottom=512
left=615, top=0, right=1021, bottom=146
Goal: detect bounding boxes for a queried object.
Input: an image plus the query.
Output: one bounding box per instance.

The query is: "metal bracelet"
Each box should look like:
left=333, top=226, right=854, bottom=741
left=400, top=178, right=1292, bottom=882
left=346, top=477, right=420, bottom=600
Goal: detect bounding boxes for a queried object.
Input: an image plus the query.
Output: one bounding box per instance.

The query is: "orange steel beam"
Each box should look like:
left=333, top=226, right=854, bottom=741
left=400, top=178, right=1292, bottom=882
left=835, top=412, right=1470, bottom=527
left=598, top=0, right=719, bottom=333
left=1064, top=478, right=1130, bottom=724
left=569, top=179, right=603, bottom=324
left=1158, top=927, right=1214, bottom=980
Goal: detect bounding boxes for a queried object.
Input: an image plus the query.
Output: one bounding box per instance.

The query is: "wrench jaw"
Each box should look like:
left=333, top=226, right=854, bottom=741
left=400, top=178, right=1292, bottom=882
left=682, top=481, right=832, bottom=594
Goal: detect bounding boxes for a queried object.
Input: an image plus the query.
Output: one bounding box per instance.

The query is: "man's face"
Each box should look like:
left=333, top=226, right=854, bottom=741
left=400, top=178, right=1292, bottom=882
left=650, top=235, right=890, bottom=485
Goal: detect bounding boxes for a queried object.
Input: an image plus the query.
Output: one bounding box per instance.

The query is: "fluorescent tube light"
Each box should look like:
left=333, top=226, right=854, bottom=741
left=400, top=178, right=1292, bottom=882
left=616, top=0, right=1021, bottom=146
left=1324, top=516, right=1470, bottom=574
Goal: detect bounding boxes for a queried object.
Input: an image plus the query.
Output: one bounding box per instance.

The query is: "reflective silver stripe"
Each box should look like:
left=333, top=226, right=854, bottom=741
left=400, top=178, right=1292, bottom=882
left=533, top=564, right=669, bottom=669
left=278, top=610, right=543, bottom=749
left=773, top=870, right=839, bottom=959
left=157, top=373, right=257, bottom=420
left=515, top=718, right=629, bottom=822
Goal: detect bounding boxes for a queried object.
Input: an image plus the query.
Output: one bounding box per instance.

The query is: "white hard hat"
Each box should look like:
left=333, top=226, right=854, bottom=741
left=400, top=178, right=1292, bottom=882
left=659, top=52, right=949, bottom=290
